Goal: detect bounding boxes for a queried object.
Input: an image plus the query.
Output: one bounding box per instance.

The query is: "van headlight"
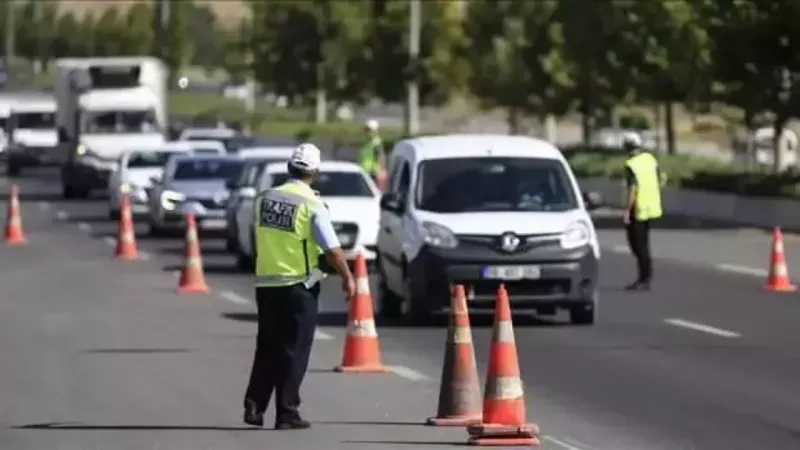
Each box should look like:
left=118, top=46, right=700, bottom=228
left=421, top=221, right=458, bottom=249
left=160, top=190, right=186, bottom=211
left=560, top=221, right=591, bottom=250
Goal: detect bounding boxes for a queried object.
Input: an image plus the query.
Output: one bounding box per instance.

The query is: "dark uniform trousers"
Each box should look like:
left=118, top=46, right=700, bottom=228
left=625, top=217, right=653, bottom=283
left=244, top=282, right=320, bottom=422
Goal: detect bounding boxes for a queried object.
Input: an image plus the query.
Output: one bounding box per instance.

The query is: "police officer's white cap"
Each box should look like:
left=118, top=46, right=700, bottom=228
left=621, top=131, right=643, bottom=148
left=289, top=143, right=321, bottom=171
left=365, top=119, right=379, bottom=131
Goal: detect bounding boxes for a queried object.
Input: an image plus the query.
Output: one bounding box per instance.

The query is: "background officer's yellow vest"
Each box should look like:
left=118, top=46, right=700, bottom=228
left=625, top=152, right=663, bottom=221
left=254, top=182, right=323, bottom=287
left=358, top=136, right=382, bottom=174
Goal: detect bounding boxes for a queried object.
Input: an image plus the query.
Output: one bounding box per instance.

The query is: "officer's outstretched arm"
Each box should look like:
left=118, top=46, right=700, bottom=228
left=311, top=207, right=355, bottom=287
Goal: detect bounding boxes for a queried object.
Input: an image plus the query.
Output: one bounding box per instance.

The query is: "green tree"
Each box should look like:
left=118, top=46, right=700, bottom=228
left=121, top=3, right=154, bottom=55
left=187, top=3, right=224, bottom=73
left=221, top=18, right=252, bottom=84
left=698, top=0, right=800, bottom=171
left=93, top=8, right=125, bottom=56
left=464, top=0, right=571, bottom=133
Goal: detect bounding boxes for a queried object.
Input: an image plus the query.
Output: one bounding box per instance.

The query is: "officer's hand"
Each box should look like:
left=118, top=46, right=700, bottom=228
left=342, top=275, right=356, bottom=300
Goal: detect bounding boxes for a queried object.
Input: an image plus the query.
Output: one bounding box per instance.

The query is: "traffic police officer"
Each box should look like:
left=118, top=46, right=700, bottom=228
left=358, top=119, right=387, bottom=187
left=243, top=143, right=356, bottom=429
left=622, top=132, right=664, bottom=291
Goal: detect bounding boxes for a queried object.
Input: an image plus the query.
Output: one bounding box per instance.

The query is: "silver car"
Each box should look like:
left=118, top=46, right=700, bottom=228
left=146, top=154, right=244, bottom=236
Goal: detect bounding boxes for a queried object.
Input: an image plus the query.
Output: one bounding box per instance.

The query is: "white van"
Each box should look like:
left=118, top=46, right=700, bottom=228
left=375, top=134, right=602, bottom=325
left=6, top=97, right=58, bottom=175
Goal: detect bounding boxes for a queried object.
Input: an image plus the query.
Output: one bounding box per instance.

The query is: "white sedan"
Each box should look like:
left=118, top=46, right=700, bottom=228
left=232, top=161, right=381, bottom=271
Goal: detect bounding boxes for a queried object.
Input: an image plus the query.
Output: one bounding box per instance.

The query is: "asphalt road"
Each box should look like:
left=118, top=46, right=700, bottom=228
left=2, top=167, right=800, bottom=450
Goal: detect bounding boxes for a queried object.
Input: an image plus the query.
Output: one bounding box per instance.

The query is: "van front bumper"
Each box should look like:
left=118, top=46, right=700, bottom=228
left=407, top=242, right=598, bottom=311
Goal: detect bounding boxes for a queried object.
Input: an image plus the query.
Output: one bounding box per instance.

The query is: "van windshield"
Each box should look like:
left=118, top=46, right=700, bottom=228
left=81, top=109, right=160, bottom=134
left=415, top=157, right=578, bottom=213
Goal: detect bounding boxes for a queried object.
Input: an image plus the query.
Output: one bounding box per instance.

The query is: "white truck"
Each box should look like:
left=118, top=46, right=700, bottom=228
left=54, top=57, right=168, bottom=198
left=5, top=94, right=59, bottom=176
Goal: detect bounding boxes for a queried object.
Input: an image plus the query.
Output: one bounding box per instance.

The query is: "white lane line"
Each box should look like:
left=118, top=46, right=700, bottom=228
left=103, top=236, right=116, bottom=246
left=77, top=222, right=91, bottom=232
left=314, top=330, right=333, bottom=341
left=388, top=365, right=431, bottom=382
left=37, top=201, right=50, bottom=210
left=609, top=245, right=628, bottom=254
left=543, top=435, right=586, bottom=450
left=139, top=251, right=151, bottom=261
left=173, top=270, right=180, bottom=278
left=664, top=318, right=741, bottom=339
left=55, top=210, right=68, bottom=220
left=715, top=263, right=768, bottom=277
left=219, top=290, right=252, bottom=306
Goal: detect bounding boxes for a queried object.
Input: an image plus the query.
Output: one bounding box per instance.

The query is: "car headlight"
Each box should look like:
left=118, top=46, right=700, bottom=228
left=213, top=191, right=230, bottom=206
left=160, top=190, right=186, bottom=211
left=560, top=221, right=591, bottom=250
left=421, top=221, right=458, bottom=249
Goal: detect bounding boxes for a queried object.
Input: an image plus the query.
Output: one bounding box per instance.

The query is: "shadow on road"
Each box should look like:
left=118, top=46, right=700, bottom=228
left=162, top=263, right=240, bottom=275
left=341, top=440, right=460, bottom=446
left=80, top=348, right=192, bottom=354
left=12, top=422, right=260, bottom=431
left=159, top=245, right=231, bottom=256
left=221, top=311, right=561, bottom=329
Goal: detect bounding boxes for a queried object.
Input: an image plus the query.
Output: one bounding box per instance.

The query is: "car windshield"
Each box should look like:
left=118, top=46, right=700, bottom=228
left=15, top=112, right=55, bottom=129
left=173, top=159, right=244, bottom=181
left=415, top=157, right=578, bottom=213
left=192, top=148, right=223, bottom=155
left=271, top=171, right=374, bottom=197
left=127, top=151, right=177, bottom=168
left=82, top=109, right=160, bottom=134
left=236, top=159, right=283, bottom=187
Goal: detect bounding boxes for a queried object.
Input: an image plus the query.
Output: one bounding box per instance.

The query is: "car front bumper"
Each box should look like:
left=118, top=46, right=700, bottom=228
left=407, top=242, right=598, bottom=311
left=156, top=203, right=228, bottom=231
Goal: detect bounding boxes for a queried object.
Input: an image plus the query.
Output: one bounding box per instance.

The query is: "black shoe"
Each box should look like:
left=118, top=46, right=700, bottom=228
left=275, top=418, right=311, bottom=430
left=243, top=400, right=264, bottom=427
left=624, top=281, right=651, bottom=292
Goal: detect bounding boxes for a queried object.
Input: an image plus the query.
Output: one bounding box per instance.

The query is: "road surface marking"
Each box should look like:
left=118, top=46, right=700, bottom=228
left=55, top=210, right=68, bottom=220
left=77, top=222, right=91, bottom=232
left=314, top=330, right=333, bottom=341
left=715, top=263, right=768, bottom=277
left=103, top=236, right=116, bottom=246
left=37, top=201, right=50, bottom=210
left=139, top=251, right=151, bottom=261
left=388, top=365, right=431, bottom=382
left=219, top=290, right=251, bottom=306
left=173, top=270, right=180, bottom=278
left=664, top=318, right=741, bottom=339
left=543, top=435, right=586, bottom=450
left=609, top=245, right=628, bottom=254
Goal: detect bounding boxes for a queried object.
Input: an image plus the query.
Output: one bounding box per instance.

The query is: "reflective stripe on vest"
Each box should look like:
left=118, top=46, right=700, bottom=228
left=625, top=152, right=663, bottom=221
left=254, top=182, right=323, bottom=287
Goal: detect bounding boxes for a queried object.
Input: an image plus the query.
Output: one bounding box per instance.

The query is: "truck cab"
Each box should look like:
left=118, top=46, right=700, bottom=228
left=55, top=57, right=168, bottom=198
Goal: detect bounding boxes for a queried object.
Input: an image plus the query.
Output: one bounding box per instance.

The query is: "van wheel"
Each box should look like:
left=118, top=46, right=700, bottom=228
left=376, top=260, right=403, bottom=320
left=402, top=271, right=431, bottom=325
left=236, top=250, right=254, bottom=272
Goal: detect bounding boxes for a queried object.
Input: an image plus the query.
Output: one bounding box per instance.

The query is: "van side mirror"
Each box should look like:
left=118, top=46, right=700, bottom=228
left=239, top=187, right=257, bottom=199
left=380, top=192, right=404, bottom=214
left=582, top=190, right=603, bottom=211
left=225, top=178, right=238, bottom=190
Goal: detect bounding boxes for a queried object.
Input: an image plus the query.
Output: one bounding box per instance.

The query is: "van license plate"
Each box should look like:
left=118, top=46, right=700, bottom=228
left=482, top=265, right=541, bottom=280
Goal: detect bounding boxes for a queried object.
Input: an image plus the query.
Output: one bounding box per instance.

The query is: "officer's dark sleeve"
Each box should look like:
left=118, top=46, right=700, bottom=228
left=625, top=166, right=637, bottom=188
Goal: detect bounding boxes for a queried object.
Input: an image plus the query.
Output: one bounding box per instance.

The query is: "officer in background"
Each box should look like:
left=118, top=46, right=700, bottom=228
left=243, top=143, right=356, bottom=430
left=358, top=119, right=387, bottom=187
left=622, top=132, right=664, bottom=291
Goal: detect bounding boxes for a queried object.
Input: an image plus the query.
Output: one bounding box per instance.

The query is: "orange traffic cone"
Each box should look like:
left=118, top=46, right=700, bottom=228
left=114, top=195, right=139, bottom=260
left=4, top=184, right=27, bottom=245
left=177, top=213, right=210, bottom=294
left=426, top=285, right=482, bottom=427
left=334, top=252, right=387, bottom=373
left=766, top=227, right=796, bottom=292
left=467, top=284, right=540, bottom=446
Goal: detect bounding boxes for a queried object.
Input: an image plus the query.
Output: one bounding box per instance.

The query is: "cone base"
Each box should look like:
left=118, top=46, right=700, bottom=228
left=115, top=253, right=139, bottom=261
left=468, top=422, right=540, bottom=438
left=765, top=283, right=797, bottom=292
left=426, top=415, right=482, bottom=427
left=468, top=435, right=540, bottom=447
left=5, top=238, right=27, bottom=246
left=177, top=284, right=210, bottom=295
left=334, top=365, right=388, bottom=373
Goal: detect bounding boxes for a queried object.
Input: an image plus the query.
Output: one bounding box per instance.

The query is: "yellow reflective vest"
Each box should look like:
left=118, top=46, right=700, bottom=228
left=253, top=181, right=324, bottom=287
left=358, top=136, right=383, bottom=175
left=625, top=152, right=663, bottom=221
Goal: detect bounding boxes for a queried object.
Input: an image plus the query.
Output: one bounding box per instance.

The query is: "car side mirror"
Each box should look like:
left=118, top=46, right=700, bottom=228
left=582, top=190, right=603, bottom=211
left=239, top=187, right=257, bottom=199
left=380, top=193, right=404, bottom=214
